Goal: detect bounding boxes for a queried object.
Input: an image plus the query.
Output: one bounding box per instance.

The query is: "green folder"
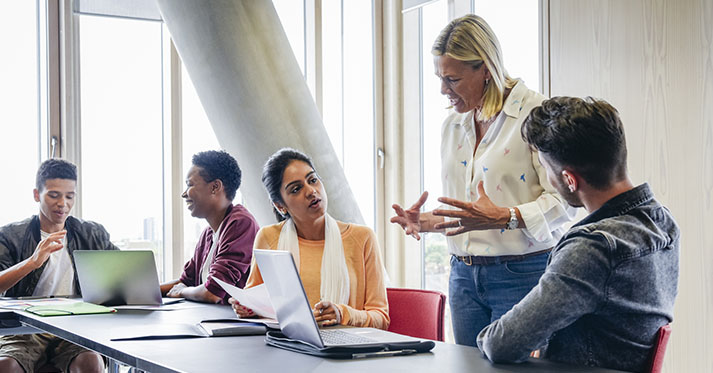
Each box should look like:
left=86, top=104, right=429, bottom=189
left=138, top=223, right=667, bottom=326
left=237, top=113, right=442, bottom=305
left=24, top=302, right=116, bottom=317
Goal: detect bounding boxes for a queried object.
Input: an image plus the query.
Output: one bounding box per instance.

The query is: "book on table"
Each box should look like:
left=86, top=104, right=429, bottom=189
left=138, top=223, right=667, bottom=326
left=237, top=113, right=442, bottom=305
left=110, top=319, right=271, bottom=341
left=0, top=298, right=115, bottom=317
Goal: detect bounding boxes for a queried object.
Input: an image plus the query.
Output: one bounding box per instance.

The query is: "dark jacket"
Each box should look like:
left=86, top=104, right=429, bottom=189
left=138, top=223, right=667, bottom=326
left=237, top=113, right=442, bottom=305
left=179, top=204, right=258, bottom=303
left=477, top=183, right=680, bottom=372
left=0, top=215, right=119, bottom=297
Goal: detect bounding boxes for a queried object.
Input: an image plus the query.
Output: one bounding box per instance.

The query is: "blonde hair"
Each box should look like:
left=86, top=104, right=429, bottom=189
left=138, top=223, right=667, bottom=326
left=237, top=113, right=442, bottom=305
left=432, top=14, right=517, bottom=121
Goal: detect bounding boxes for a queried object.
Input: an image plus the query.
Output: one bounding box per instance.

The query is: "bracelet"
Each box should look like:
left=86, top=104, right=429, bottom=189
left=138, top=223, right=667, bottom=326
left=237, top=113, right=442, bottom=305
left=506, top=207, right=518, bottom=230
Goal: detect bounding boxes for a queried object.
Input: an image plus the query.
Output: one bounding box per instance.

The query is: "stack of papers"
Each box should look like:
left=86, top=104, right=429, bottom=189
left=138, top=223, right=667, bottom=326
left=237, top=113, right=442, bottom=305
left=213, top=278, right=277, bottom=322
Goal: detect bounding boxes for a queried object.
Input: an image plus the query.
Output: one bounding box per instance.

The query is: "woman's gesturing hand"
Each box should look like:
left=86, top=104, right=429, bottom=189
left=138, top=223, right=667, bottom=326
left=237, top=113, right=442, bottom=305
left=433, top=181, right=510, bottom=235
left=390, top=191, right=428, bottom=240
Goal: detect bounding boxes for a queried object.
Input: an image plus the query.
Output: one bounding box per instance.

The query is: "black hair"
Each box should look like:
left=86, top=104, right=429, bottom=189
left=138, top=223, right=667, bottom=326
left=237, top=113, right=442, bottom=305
left=36, top=158, right=77, bottom=191
left=261, top=148, right=315, bottom=222
left=192, top=150, right=242, bottom=200
left=521, top=96, right=628, bottom=189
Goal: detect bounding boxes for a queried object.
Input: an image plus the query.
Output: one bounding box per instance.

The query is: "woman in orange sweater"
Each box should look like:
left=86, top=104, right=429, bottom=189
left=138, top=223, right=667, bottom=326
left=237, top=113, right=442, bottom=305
left=230, top=148, right=389, bottom=329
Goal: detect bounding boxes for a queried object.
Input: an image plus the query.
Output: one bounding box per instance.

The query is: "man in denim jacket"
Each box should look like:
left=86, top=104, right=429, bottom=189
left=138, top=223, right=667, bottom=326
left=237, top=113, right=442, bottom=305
left=477, top=97, right=679, bottom=372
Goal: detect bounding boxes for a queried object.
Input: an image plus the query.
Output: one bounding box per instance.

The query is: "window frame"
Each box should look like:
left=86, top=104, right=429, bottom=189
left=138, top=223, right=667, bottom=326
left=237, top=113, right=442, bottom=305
left=42, top=0, right=546, bottom=287
left=52, top=0, right=385, bottom=281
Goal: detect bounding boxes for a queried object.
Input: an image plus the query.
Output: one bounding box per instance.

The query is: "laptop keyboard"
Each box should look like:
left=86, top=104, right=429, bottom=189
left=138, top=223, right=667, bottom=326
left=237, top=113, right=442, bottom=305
left=320, top=329, right=376, bottom=345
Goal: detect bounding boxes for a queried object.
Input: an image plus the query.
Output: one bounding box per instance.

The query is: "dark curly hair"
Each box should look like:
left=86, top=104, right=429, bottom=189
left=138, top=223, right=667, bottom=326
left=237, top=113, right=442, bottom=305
left=192, top=150, right=242, bottom=200
left=261, top=148, right=315, bottom=222
left=36, top=159, right=77, bottom=191
left=521, top=96, right=628, bottom=189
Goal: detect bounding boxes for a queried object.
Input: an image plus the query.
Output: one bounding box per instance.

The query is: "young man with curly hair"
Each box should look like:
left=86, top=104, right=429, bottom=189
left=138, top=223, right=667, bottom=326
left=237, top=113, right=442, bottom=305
left=161, top=150, right=259, bottom=303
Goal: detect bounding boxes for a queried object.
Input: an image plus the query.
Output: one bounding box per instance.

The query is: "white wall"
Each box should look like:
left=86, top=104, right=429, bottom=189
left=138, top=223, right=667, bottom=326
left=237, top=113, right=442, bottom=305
left=549, top=1, right=713, bottom=371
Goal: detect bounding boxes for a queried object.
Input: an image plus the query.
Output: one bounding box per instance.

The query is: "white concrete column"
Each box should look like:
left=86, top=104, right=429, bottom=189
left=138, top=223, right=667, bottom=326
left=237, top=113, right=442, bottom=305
left=156, top=0, right=363, bottom=225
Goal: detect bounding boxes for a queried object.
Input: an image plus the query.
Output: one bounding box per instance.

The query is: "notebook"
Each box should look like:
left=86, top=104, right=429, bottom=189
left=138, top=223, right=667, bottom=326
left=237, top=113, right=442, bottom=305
left=110, top=320, right=267, bottom=341
left=73, top=250, right=181, bottom=307
left=254, top=249, right=434, bottom=356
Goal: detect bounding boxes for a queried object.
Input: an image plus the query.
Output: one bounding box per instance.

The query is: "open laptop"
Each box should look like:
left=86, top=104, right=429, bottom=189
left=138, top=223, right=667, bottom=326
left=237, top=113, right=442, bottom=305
left=254, top=249, right=427, bottom=349
left=73, top=250, right=181, bottom=306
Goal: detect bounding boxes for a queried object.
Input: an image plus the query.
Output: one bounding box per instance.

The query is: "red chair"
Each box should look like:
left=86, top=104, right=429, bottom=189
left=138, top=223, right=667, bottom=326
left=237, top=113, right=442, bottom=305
left=386, top=287, right=446, bottom=341
left=648, top=324, right=672, bottom=373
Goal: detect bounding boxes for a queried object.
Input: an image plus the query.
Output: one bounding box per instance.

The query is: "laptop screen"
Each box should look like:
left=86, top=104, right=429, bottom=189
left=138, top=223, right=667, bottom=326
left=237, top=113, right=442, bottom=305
left=73, top=250, right=163, bottom=306
left=254, top=249, right=325, bottom=348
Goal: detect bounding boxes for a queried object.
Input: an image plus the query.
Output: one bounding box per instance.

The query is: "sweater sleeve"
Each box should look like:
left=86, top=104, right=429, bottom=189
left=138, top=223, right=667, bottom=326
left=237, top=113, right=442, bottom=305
left=204, top=213, right=259, bottom=302
left=337, top=228, right=390, bottom=330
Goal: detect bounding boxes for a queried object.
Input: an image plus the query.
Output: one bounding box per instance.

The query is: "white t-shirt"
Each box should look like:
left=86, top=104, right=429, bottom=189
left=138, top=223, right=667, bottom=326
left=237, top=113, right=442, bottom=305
left=199, top=229, right=220, bottom=285
left=32, top=230, right=76, bottom=296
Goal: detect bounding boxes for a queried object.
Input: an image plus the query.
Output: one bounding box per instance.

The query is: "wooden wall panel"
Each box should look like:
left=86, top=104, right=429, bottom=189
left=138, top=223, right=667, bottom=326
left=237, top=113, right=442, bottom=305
left=549, top=1, right=713, bottom=372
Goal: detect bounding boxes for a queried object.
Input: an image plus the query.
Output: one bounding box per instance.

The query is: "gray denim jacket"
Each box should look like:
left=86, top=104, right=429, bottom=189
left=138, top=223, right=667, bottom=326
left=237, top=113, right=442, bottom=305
left=0, top=215, right=119, bottom=297
left=477, top=183, right=679, bottom=372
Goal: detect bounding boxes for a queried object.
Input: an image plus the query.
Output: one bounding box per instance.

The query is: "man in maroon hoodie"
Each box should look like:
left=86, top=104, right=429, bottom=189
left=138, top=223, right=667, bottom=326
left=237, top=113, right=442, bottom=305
left=161, top=150, right=258, bottom=303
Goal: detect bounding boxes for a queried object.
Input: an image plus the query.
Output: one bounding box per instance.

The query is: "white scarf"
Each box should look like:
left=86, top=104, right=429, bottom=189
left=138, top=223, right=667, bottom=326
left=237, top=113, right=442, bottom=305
left=277, top=214, right=350, bottom=305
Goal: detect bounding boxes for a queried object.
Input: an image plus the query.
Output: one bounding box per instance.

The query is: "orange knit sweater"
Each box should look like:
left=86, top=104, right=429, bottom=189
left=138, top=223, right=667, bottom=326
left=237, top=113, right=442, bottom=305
left=245, top=221, right=389, bottom=330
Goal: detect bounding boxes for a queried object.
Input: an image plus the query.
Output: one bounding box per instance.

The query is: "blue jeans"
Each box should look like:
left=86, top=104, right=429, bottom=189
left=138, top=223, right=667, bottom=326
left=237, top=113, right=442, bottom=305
left=448, top=252, right=549, bottom=347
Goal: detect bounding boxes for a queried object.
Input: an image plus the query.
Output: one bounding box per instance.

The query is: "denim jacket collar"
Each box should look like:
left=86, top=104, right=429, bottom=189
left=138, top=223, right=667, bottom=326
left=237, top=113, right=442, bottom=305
left=573, top=183, right=653, bottom=228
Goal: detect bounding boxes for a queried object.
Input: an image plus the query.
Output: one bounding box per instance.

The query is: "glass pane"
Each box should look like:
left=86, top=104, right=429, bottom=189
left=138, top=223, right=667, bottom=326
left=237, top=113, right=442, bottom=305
left=321, top=0, right=343, bottom=164
left=272, top=0, right=305, bottom=76
left=321, top=1, right=376, bottom=229
left=180, top=66, right=230, bottom=263
left=474, top=0, right=540, bottom=92
left=0, top=1, right=40, bottom=225
left=342, top=1, right=375, bottom=228
left=78, top=15, right=165, bottom=277
left=421, top=0, right=451, bottom=341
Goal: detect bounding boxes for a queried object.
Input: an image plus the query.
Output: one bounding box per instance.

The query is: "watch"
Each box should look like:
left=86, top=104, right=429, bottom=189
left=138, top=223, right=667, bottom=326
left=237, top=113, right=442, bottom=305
left=506, top=207, right=518, bottom=230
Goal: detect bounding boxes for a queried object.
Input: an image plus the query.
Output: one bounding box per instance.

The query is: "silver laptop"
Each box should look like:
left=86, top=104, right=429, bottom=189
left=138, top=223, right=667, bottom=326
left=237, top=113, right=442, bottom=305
left=73, top=250, right=178, bottom=306
left=254, top=249, right=420, bottom=348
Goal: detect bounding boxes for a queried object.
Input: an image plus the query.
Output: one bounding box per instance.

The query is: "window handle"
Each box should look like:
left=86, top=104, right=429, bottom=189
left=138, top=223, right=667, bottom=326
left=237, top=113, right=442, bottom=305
left=51, top=136, right=58, bottom=158
left=377, top=147, right=385, bottom=169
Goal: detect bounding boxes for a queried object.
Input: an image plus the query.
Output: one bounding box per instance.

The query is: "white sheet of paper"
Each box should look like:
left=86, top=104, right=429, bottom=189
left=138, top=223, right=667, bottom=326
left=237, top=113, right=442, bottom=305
left=213, top=278, right=276, bottom=319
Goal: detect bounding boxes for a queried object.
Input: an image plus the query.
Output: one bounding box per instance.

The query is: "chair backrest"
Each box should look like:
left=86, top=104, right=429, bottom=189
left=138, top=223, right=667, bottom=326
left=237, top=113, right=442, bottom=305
left=648, top=324, right=672, bottom=373
left=386, top=287, right=446, bottom=341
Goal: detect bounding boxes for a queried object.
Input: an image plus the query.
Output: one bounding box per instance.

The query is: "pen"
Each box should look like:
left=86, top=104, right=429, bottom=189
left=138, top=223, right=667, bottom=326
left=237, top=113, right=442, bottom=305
left=352, top=349, right=417, bottom=359
left=17, top=295, right=68, bottom=300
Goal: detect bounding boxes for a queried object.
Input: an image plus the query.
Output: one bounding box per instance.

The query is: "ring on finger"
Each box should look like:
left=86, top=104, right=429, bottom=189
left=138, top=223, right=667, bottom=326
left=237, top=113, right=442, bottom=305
left=458, top=220, right=462, bottom=227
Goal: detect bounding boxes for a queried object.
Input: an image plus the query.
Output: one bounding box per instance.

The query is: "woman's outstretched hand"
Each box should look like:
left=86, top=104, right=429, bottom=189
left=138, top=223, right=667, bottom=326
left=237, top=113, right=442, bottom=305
left=390, top=191, right=428, bottom=240
left=433, top=181, right=510, bottom=235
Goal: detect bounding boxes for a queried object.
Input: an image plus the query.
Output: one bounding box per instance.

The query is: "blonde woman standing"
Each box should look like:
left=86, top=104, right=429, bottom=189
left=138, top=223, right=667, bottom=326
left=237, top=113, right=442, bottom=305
left=391, top=14, right=576, bottom=346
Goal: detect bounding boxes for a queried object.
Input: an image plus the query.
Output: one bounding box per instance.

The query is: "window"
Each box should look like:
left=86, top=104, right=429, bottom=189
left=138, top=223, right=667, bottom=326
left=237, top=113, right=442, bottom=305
left=274, top=0, right=377, bottom=229
left=339, top=1, right=376, bottom=229
left=414, top=0, right=542, bottom=343
left=180, top=66, right=242, bottom=262
left=77, top=15, right=166, bottom=278
left=0, top=1, right=44, bottom=225
left=419, top=0, right=452, bottom=342
left=272, top=0, right=305, bottom=76
left=473, top=0, right=540, bottom=92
